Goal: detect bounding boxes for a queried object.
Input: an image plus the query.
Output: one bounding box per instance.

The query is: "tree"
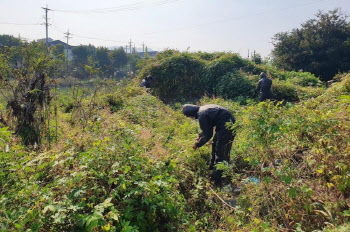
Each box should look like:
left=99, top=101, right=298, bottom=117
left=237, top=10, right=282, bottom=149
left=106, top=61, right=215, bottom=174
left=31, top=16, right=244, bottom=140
left=84, top=56, right=101, bottom=79
left=110, top=47, right=128, bottom=71
left=251, top=53, right=262, bottom=64
left=272, top=9, right=350, bottom=81
left=1, top=42, right=55, bottom=146
left=50, top=44, right=67, bottom=77
left=95, top=47, right=111, bottom=75
left=0, top=35, right=21, bottom=48
left=51, top=44, right=65, bottom=59
left=72, top=45, right=90, bottom=66
left=71, top=45, right=95, bottom=78
left=144, top=46, right=150, bottom=58
left=127, top=53, right=141, bottom=73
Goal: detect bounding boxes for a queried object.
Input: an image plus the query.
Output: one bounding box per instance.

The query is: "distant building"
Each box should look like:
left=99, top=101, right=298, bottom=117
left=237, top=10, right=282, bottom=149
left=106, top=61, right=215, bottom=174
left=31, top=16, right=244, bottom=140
left=37, top=38, right=73, bottom=60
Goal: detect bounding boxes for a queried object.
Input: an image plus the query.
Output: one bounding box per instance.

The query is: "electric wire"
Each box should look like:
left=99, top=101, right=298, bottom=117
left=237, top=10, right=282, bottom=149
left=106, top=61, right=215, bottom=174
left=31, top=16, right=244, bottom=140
left=0, top=22, right=41, bottom=26
left=51, top=24, right=157, bottom=49
left=2, top=0, right=331, bottom=52
left=52, top=0, right=181, bottom=14
left=49, top=0, right=331, bottom=52
left=137, top=0, right=330, bottom=36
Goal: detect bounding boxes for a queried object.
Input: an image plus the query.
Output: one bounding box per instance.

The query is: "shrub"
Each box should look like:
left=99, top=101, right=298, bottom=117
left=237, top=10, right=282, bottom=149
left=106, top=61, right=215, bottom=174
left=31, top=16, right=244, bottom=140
left=103, top=93, right=124, bottom=112
left=55, top=76, right=82, bottom=87
left=147, top=53, right=206, bottom=102
left=204, top=54, right=249, bottom=95
left=138, top=51, right=323, bottom=103
left=0, top=123, right=11, bottom=152
left=297, top=86, right=325, bottom=100
left=285, top=71, right=321, bottom=87
left=229, top=77, right=350, bottom=230
left=154, top=49, right=179, bottom=61
left=271, top=80, right=299, bottom=102
left=1, top=75, right=350, bottom=231
left=194, top=52, right=225, bottom=61
left=241, top=61, right=264, bottom=75
left=216, top=72, right=256, bottom=101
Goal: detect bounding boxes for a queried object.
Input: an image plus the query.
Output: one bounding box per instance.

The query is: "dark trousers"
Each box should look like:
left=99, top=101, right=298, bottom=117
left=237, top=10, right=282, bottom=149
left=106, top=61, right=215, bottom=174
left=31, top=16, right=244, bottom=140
left=260, top=91, right=271, bottom=101
left=210, top=128, right=235, bottom=185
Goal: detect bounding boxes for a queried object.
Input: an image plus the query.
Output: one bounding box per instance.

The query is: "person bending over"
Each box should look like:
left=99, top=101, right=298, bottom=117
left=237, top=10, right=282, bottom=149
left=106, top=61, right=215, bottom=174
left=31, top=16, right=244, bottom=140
left=182, top=104, right=235, bottom=185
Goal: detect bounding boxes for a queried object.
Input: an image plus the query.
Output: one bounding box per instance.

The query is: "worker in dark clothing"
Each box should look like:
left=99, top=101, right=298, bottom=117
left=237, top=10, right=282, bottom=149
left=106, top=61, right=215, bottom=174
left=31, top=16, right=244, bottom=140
left=140, top=75, right=153, bottom=88
left=257, top=72, right=272, bottom=101
left=182, top=104, right=235, bottom=186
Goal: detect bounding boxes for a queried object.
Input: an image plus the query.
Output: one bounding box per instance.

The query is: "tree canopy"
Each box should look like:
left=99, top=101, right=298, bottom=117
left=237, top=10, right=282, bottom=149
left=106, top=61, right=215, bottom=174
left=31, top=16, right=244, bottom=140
left=0, top=34, right=22, bottom=48
left=110, top=47, right=128, bottom=70
left=272, top=9, right=350, bottom=81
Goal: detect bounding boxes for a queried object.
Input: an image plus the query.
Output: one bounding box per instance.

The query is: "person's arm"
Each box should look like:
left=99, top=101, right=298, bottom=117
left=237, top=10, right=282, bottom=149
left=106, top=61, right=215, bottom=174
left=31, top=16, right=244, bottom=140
left=256, top=79, right=262, bottom=92
left=195, top=114, right=213, bottom=148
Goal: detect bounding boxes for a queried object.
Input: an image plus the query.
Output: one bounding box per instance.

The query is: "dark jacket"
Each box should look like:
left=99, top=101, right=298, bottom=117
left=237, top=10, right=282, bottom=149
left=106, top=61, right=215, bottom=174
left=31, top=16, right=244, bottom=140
left=257, top=77, right=272, bottom=100
left=183, top=104, right=235, bottom=148
left=140, top=79, right=151, bottom=88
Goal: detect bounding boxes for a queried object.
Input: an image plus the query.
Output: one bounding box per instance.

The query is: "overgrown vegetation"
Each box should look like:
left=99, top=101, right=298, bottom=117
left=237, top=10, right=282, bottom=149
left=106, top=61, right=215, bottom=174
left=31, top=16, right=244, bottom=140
left=0, top=42, right=57, bottom=146
left=1, top=72, right=349, bottom=231
left=139, top=51, right=325, bottom=103
left=0, top=18, right=349, bottom=230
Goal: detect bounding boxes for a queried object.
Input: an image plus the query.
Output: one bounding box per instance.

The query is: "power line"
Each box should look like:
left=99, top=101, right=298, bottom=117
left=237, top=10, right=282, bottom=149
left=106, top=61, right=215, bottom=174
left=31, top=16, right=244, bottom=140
left=135, top=0, right=331, bottom=36
left=74, top=34, right=132, bottom=45
left=0, top=22, right=40, bottom=26
left=51, top=23, right=147, bottom=47
left=42, top=0, right=329, bottom=52
left=52, top=26, right=163, bottom=51
left=51, top=26, right=160, bottom=50
left=53, top=1, right=145, bottom=13
left=52, top=0, right=181, bottom=14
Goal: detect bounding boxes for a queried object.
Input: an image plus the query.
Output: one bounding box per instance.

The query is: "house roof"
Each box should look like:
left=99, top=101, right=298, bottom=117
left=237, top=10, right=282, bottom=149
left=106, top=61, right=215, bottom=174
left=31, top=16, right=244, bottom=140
left=37, top=38, right=73, bottom=49
left=48, top=40, right=73, bottom=49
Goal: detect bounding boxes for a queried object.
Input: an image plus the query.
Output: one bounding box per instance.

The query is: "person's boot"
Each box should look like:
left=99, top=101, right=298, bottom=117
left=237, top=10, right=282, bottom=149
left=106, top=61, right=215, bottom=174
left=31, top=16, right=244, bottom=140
left=210, top=169, right=223, bottom=188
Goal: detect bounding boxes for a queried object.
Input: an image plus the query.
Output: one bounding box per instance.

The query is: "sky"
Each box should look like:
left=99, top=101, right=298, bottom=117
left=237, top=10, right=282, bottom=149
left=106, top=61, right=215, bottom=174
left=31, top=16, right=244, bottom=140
left=0, top=0, right=350, bottom=57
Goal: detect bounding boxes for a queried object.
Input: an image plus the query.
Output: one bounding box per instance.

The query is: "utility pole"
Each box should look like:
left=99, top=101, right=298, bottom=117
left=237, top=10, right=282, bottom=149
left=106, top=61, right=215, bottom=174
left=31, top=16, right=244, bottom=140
left=42, top=5, right=51, bottom=47
left=64, top=29, right=72, bottom=71
left=145, top=46, right=149, bottom=57
left=129, top=39, right=132, bottom=54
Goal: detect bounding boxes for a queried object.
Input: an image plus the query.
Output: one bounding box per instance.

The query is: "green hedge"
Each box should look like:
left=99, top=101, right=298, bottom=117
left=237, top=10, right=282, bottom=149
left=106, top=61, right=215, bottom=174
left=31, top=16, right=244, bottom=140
left=149, top=53, right=206, bottom=102
left=139, top=51, right=325, bottom=103
left=271, top=80, right=299, bottom=102
left=204, top=54, right=250, bottom=95
left=216, top=72, right=255, bottom=100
